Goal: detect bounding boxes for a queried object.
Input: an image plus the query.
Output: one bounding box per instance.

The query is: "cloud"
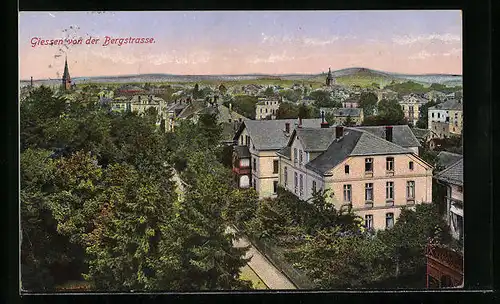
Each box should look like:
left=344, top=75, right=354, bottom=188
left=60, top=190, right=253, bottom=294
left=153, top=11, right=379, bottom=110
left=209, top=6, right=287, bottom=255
left=91, top=48, right=211, bottom=65
left=409, top=48, right=462, bottom=60
left=247, top=51, right=295, bottom=64
left=260, top=33, right=355, bottom=46
left=392, top=33, right=461, bottom=45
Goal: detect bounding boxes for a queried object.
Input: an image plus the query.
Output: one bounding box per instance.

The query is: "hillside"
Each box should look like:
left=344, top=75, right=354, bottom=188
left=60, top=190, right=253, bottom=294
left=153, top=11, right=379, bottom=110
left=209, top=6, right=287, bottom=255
left=20, top=68, right=462, bottom=88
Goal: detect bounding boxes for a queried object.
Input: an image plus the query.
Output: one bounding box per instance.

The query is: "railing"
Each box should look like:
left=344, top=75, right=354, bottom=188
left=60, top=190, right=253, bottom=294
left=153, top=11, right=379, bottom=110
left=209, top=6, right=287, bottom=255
left=235, top=225, right=315, bottom=289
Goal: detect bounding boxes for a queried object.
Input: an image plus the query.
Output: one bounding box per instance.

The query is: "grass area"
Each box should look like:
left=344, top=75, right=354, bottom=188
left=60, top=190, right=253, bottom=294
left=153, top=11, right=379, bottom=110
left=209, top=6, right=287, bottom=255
left=239, top=265, right=268, bottom=290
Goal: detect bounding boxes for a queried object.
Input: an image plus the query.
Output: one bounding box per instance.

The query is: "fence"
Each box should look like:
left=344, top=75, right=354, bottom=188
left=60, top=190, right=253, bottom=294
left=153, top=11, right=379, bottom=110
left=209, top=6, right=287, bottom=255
left=245, top=234, right=316, bottom=289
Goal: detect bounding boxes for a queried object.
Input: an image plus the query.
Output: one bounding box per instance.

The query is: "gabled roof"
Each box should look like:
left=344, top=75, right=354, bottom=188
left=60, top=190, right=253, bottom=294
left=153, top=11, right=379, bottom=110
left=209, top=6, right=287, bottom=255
left=411, top=127, right=431, bottom=139
left=435, top=158, right=463, bottom=186
left=233, top=119, right=323, bottom=150
left=437, top=151, right=463, bottom=170
left=429, top=99, right=463, bottom=111
left=277, top=146, right=291, bottom=159
left=354, top=125, right=421, bottom=148
left=305, top=128, right=413, bottom=175
left=289, top=128, right=336, bottom=152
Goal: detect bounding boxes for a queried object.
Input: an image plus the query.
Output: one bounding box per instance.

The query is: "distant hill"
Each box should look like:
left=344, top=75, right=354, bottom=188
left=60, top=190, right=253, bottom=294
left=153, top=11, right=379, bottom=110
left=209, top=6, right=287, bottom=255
left=20, top=68, right=462, bottom=87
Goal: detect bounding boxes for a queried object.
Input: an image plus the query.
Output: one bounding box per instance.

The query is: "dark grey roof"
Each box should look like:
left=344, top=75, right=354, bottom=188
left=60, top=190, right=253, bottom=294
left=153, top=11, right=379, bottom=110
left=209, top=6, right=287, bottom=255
left=236, top=119, right=323, bottom=150
left=354, top=125, right=421, bottom=148
left=294, top=128, right=336, bottom=152
left=306, top=130, right=363, bottom=175
left=305, top=128, right=413, bottom=175
left=429, top=99, right=463, bottom=111
left=350, top=129, right=413, bottom=156
left=437, top=151, right=463, bottom=170
left=233, top=145, right=251, bottom=158
left=435, top=158, right=463, bottom=185
left=277, top=146, right=291, bottom=159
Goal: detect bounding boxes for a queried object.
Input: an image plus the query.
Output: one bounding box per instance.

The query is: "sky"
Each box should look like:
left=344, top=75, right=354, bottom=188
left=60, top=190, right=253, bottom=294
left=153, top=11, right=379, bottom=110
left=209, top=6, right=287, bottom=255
left=19, top=11, right=462, bottom=80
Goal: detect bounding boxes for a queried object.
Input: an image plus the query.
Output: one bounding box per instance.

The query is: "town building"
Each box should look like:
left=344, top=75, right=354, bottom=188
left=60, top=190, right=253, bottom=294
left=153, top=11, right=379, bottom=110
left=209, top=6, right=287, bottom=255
left=428, top=99, right=463, bottom=138
left=399, top=93, right=429, bottom=126
left=276, top=124, right=433, bottom=230
left=232, top=118, right=322, bottom=197
left=435, top=157, right=463, bottom=243
left=342, top=98, right=360, bottom=108
left=355, top=125, right=421, bottom=155
left=255, top=97, right=281, bottom=120
left=424, top=90, right=447, bottom=102
left=320, top=107, right=364, bottom=126
left=376, top=88, right=398, bottom=102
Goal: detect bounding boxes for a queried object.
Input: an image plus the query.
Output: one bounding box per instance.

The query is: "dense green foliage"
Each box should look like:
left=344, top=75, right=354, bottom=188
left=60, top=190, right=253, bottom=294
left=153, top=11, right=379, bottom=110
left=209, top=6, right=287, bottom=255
left=276, top=103, right=315, bottom=119
left=20, top=86, right=253, bottom=291
left=363, top=99, right=407, bottom=126
left=309, top=90, right=341, bottom=108
left=225, top=95, right=258, bottom=119
left=358, top=92, right=378, bottom=116
left=240, top=187, right=448, bottom=289
left=415, top=100, right=438, bottom=129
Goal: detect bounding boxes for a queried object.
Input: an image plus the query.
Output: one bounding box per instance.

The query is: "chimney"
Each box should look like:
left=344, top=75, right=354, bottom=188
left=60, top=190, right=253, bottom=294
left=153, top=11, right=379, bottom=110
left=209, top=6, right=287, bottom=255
left=385, top=126, right=393, bottom=142
left=285, top=122, right=290, bottom=133
left=335, top=126, right=344, bottom=139
left=298, top=117, right=302, bottom=128
left=320, top=110, right=329, bottom=128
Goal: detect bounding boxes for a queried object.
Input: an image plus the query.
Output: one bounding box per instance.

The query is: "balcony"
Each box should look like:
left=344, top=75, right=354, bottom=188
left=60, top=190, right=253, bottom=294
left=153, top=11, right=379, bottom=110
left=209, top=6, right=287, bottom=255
left=364, top=171, right=373, bottom=178
left=386, top=170, right=394, bottom=177
left=385, top=200, right=394, bottom=206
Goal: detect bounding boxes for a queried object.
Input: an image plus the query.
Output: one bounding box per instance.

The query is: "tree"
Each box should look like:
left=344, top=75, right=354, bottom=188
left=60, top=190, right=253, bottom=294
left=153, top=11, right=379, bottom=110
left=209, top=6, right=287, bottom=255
left=376, top=99, right=406, bottom=125
left=219, top=84, right=227, bottom=95
left=298, top=103, right=312, bottom=119
left=415, top=100, right=438, bottom=129
left=263, top=87, right=275, bottom=97
left=276, top=103, right=299, bottom=119
left=193, top=83, right=200, bottom=99
left=377, top=203, right=451, bottom=278
left=358, top=92, right=378, bottom=116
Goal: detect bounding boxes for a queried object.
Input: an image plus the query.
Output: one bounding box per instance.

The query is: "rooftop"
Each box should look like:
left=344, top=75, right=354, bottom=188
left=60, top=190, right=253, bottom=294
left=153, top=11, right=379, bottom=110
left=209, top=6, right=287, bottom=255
left=437, top=151, right=463, bottom=170
left=355, top=125, right=421, bottom=148
left=435, top=157, right=463, bottom=186
left=429, top=99, right=463, bottom=111
left=234, top=118, right=323, bottom=150
left=304, top=127, right=418, bottom=175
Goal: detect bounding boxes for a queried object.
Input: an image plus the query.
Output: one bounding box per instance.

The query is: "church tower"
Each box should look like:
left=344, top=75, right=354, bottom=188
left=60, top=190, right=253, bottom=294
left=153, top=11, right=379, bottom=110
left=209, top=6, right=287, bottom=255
left=62, top=56, right=72, bottom=90
left=326, top=67, right=335, bottom=86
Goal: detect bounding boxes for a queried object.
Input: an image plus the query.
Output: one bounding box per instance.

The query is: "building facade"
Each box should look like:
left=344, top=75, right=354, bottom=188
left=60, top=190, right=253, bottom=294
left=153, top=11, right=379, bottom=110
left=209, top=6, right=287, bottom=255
left=320, top=107, right=364, bottom=126
left=255, top=97, right=281, bottom=120
left=428, top=99, right=463, bottom=138
left=232, top=118, right=322, bottom=198
left=399, top=93, right=429, bottom=126
left=277, top=125, right=432, bottom=230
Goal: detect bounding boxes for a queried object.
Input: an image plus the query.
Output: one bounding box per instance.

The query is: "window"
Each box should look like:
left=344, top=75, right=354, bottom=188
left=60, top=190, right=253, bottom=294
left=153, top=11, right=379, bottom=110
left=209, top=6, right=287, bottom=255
left=293, top=148, right=298, bottom=165
left=386, top=182, right=394, bottom=201
left=343, top=184, right=352, bottom=202
left=294, top=172, right=298, bottom=194
left=345, top=165, right=350, bottom=174
left=240, top=136, right=244, bottom=145
left=409, top=161, right=414, bottom=170
left=253, top=158, right=256, bottom=171
left=432, top=112, right=435, bottom=118
left=284, top=166, right=288, bottom=187
left=260, top=108, right=262, bottom=113
left=273, top=181, right=278, bottom=194
left=386, top=213, right=394, bottom=229
left=386, top=157, right=394, bottom=172
left=365, top=183, right=374, bottom=202
left=365, top=215, right=373, bottom=230
left=299, top=174, right=304, bottom=196
left=273, top=160, right=279, bottom=174
left=457, top=186, right=463, bottom=193
left=438, top=113, right=441, bottom=119
left=312, top=181, right=317, bottom=193
left=299, top=150, right=303, bottom=165
left=245, top=135, right=250, bottom=147
left=365, top=158, right=373, bottom=173
left=406, top=181, right=415, bottom=200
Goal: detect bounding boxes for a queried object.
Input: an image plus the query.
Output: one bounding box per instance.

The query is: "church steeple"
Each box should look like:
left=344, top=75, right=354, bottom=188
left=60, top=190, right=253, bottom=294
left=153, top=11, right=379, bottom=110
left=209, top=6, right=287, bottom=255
left=62, top=56, right=72, bottom=90
left=326, top=67, right=334, bottom=86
